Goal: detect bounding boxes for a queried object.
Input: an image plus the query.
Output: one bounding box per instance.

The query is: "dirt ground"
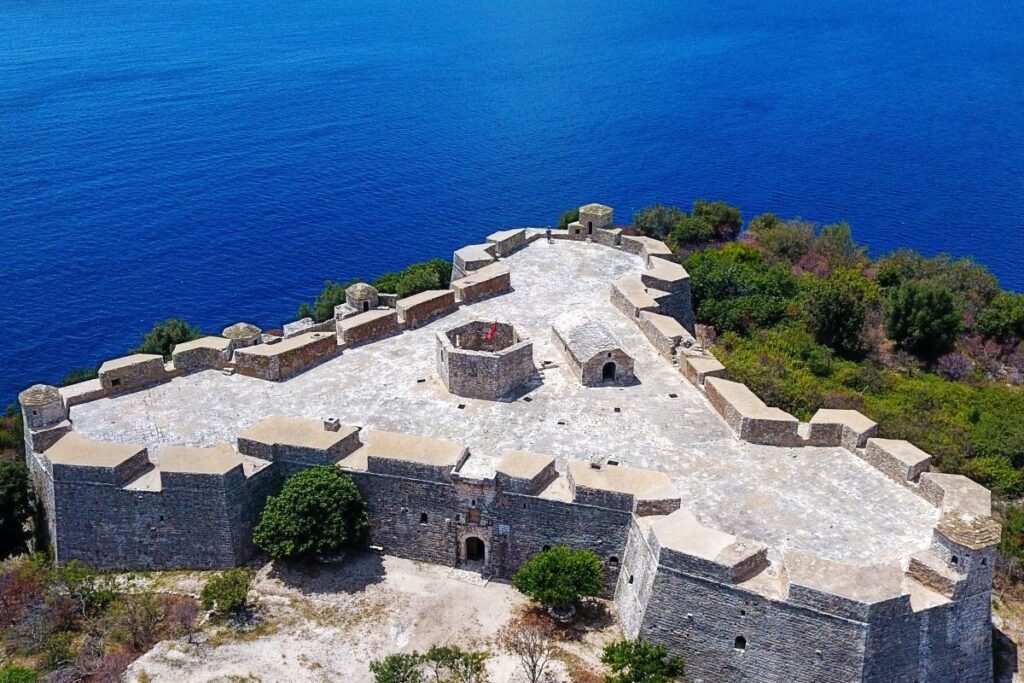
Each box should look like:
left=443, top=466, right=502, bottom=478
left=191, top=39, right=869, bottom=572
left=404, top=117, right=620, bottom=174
left=125, top=553, right=619, bottom=683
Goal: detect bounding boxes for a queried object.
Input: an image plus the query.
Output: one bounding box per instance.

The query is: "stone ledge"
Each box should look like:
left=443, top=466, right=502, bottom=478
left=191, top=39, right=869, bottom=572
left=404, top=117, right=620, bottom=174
left=704, top=377, right=800, bottom=446
left=650, top=509, right=768, bottom=584
left=681, top=356, right=725, bottom=387
left=396, top=289, right=458, bottom=328
left=863, top=438, right=932, bottom=484
left=450, top=262, right=511, bottom=303
left=807, top=409, right=878, bottom=449
left=338, top=309, right=402, bottom=346
left=918, top=472, right=991, bottom=518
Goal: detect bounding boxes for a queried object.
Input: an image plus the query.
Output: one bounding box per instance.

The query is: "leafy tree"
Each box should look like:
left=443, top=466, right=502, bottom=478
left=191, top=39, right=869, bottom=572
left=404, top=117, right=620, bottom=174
left=496, top=614, right=555, bottom=683
left=135, top=318, right=202, bottom=359
left=297, top=279, right=358, bottom=323
left=0, top=461, right=33, bottom=560
left=396, top=266, right=441, bottom=299
left=746, top=212, right=782, bottom=235
left=884, top=282, right=962, bottom=359
left=422, top=645, right=489, bottom=683
left=803, top=269, right=879, bottom=358
left=977, top=292, right=1024, bottom=342
left=512, top=546, right=603, bottom=613
left=371, top=653, right=425, bottom=683
left=813, top=222, right=867, bottom=271
left=601, top=639, right=685, bottom=683
left=106, top=593, right=164, bottom=650
left=253, top=466, right=370, bottom=560
left=0, top=665, right=38, bottom=683
left=876, top=250, right=1000, bottom=323
left=691, top=199, right=742, bottom=240
left=684, top=243, right=799, bottom=334
left=750, top=218, right=815, bottom=266
left=375, top=259, right=453, bottom=299
left=633, top=205, right=684, bottom=240
left=557, top=208, right=580, bottom=230
left=53, top=560, right=119, bottom=618
left=667, top=215, right=715, bottom=248
left=200, top=568, right=253, bottom=615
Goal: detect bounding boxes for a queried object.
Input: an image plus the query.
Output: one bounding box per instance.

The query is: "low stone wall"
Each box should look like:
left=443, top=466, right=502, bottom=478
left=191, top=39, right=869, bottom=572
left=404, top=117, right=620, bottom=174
left=593, top=227, right=623, bottom=247
left=172, top=336, right=232, bottom=373
left=450, top=262, right=511, bottom=303
left=637, top=311, right=689, bottom=359
left=453, top=244, right=497, bottom=280
left=233, top=331, right=337, bottom=381
left=680, top=355, right=725, bottom=387
left=283, top=317, right=336, bottom=339
left=338, top=309, right=401, bottom=346
left=486, top=228, right=527, bottom=257
left=99, top=354, right=167, bottom=393
left=807, top=409, right=878, bottom=449
left=704, top=377, right=800, bottom=446
left=397, top=289, right=457, bottom=328
left=862, top=438, right=932, bottom=484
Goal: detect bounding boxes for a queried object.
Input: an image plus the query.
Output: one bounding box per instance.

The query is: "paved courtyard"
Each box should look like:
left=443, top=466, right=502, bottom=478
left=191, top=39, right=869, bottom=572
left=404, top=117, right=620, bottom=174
left=72, top=239, right=938, bottom=565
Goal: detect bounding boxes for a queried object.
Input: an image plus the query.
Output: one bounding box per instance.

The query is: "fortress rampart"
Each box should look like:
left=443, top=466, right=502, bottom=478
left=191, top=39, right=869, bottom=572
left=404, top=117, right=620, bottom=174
left=20, top=203, right=998, bottom=682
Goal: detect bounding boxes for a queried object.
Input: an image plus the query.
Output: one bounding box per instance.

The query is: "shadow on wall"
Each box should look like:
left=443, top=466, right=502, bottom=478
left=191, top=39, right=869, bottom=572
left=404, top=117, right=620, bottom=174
left=268, top=550, right=386, bottom=595
left=993, top=625, right=1019, bottom=683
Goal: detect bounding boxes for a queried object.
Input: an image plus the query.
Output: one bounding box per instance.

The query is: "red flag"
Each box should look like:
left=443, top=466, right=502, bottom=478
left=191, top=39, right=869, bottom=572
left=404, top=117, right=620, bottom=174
left=487, top=322, right=497, bottom=341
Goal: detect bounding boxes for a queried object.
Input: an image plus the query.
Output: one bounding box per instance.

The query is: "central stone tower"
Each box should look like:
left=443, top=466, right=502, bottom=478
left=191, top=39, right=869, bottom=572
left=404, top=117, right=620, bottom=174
left=436, top=320, right=534, bottom=400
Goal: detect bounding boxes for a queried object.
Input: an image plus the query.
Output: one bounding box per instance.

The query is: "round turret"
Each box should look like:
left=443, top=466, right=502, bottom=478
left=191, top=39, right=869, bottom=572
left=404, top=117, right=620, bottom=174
left=346, top=282, right=379, bottom=312
left=222, top=322, right=262, bottom=349
left=18, top=384, right=67, bottom=429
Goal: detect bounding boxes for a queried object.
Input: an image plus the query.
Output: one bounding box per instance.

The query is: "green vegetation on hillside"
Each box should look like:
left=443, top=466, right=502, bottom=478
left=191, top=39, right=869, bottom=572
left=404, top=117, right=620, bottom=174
left=135, top=318, right=203, bottom=359
left=297, top=257, right=453, bottom=322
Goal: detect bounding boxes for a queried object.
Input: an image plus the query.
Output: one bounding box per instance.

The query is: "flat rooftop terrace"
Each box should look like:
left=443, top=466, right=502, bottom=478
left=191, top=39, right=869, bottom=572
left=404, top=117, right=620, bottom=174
left=71, top=239, right=938, bottom=565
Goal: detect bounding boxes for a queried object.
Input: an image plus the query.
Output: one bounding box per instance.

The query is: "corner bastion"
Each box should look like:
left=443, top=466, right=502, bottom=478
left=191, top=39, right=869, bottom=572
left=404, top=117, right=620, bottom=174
left=20, top=203, right=998, bottom=682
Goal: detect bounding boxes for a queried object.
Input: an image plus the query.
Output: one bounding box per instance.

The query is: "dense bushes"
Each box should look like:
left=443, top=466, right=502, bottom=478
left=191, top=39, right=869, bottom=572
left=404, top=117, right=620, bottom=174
left=297, top=258, right=453, bottom=323
left=370, top=645, right=489, bottom=683
left=0, top=462, right=33, bottom=560
left=200, top=568, right=253, bottom=615
left=684, top=244, right=798, bottom=334
left=633, top=200, right=741, bottom=247
left=884, top=282, right=962, bottom=359
left=253, top=466, right=370, bottom=560
left=557, top=208, right=580, bottom=230
left=135, top=318, right=202, bottom=359
left=602, top=638, right=685, bottom=683
left=0, top=556, right=200, bottom=681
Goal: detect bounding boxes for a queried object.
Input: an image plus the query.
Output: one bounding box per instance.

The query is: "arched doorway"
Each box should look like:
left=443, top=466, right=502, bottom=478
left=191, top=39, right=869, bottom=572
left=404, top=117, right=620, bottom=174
left=602, top=362, right=617, bottom=382
left=362, top=301, right=370, bottom=312
left=465, top=537, right=485, bottom=562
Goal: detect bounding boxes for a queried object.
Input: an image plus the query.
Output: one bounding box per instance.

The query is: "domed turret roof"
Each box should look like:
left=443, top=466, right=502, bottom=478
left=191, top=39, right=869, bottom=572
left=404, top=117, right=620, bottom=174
left=221, top=322, right=262, bottom=340
left=346, top=282, right=378, bottom=299
left=19, top=384, right=62, bottom=406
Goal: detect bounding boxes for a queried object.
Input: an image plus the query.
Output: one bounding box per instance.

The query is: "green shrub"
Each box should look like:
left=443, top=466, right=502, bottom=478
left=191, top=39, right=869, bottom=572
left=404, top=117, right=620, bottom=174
left=999, top=506, right=1024, bottom=563
left=297, top=279, right=359, bottom=323
left=370, top=653, right=424, bottom=683
left=802, top=269, right=879, bottom=358
left=749, top=217, right=815, bottom=266
left=200, top=568, right=253, bottom=615
left=0, top=665, right=38, bottom=683
left=512, top=546, right=602, bottom=612
left=684, top=243, right=798, bottom=334
left=876, top=250, right=999, bottom=323
left=667, top=215, right=715, bottom=247
left=375, top=258, right=452, bottom=299
left=977, top=292, right=1024, bottom=342
left=884, top=282, right=961, bottom=360
left=0, top=461, right=33, bottom=560
left=691, top=199, right=742, bottom=240
left=959, top=456, right=1024, bottom=498
left=601, top=638, right=685, bottom=683
left=557, top=208, right=580, bottom=230
left=44, top=630, right=76, bottom=669
left=633, top=204, right=684, bottom=240
left=135, top=318, right=202, bottom=360
left=253, top=466, right=370, bottom=560
left=813, top=222, right=867, bottom=271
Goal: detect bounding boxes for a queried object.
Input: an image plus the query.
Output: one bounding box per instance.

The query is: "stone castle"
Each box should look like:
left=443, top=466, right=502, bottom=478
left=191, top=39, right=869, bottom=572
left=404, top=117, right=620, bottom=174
left=20, top=204, right=999, bottom=682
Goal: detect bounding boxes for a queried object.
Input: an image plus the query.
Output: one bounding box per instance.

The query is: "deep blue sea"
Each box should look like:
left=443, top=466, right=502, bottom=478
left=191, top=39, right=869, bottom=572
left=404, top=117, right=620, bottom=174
left=1, top=0, right=1022, bottom=401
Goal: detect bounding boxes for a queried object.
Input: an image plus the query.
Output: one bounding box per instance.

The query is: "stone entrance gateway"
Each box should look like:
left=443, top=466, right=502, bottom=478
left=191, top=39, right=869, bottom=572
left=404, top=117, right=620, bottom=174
left=465, top=536, right=485, bottom=563
left=602, top=361, right=617, bottom=382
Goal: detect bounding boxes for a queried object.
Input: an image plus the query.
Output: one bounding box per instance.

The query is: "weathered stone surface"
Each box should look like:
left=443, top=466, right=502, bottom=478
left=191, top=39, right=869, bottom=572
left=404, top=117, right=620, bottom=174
left=552, top=311, right=635, bottom=386
left=681, top=355, right=725, bottom=387
left=450, top=262, right=511, bottom=303
left=864, top=438, right=932, bottom=484
left=704, top=377, right=800, bottom=446
left=397, top=289, right=458, bottom=328
left=338, top=309, right=401, bottom=346
left=98, top=354, right=167, bottom=393
left=452, top=244, right=496, bottom=280
left=171, top=336, right=232, bottom=373
left=808, top=408, right=878, bottom=449
left=233, top=331, right=337, bottom=381
left=486, top=228, right=527, bottom=257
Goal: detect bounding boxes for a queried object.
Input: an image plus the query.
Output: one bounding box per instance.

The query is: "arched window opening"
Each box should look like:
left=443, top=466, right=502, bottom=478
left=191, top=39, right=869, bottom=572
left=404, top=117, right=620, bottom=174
left=602, top=362, right=617, bottom=382
left=734, top=636, right=746, bottom=651
left=951, top=555, right=959, bottom=566
left=542, top=544, right=551, bottom=552
left=628, top=575, right=634, bottom=585
left=420, top=512, right=428, bottom=524
left=609, top=556, right=620, bottom=568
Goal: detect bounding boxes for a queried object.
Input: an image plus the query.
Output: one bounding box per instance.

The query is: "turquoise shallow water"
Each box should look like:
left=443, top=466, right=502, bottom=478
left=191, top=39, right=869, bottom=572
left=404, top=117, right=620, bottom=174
left=1, top=0, right=1022, bottom=399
